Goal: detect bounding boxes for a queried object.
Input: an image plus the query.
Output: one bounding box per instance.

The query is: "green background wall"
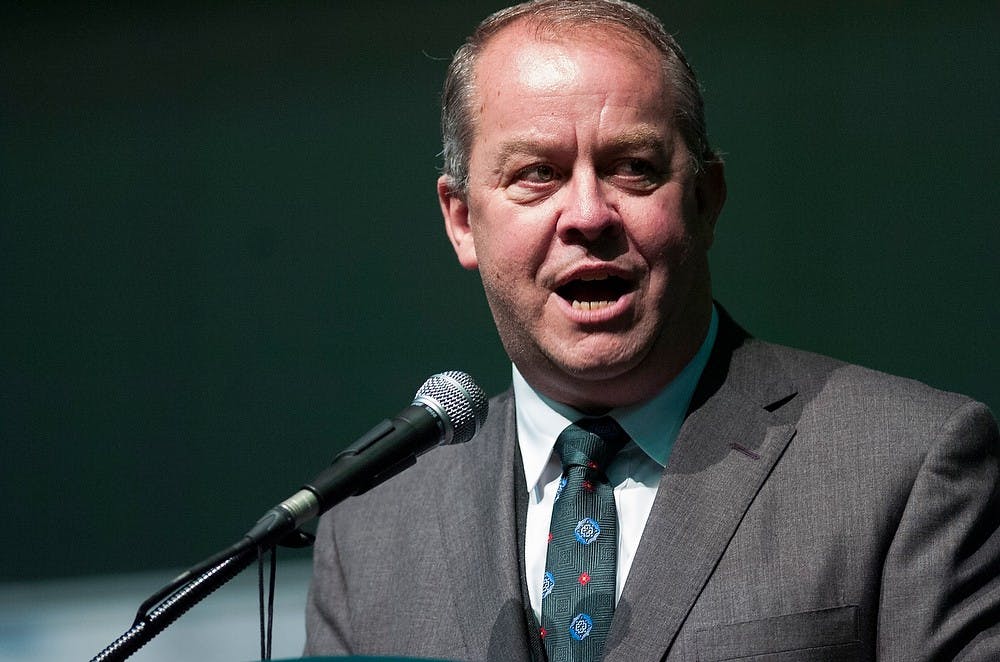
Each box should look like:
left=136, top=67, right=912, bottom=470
left=2, top=2, right=997, bottom=581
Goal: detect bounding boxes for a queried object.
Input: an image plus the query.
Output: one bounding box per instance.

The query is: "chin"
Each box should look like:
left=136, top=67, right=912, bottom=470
left=546, top=347, right=647, bottom=384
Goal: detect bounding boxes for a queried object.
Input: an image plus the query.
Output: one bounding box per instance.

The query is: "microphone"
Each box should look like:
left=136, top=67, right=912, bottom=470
left=244, top=370, right=488, bottom=547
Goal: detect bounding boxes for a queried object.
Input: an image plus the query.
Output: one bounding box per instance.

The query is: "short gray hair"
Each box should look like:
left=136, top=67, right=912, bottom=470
left=440, top=0, right=718, bottom=195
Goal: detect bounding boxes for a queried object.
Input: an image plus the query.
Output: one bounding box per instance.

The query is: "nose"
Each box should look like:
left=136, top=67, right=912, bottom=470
left=555, top=172, right=622, bottom=245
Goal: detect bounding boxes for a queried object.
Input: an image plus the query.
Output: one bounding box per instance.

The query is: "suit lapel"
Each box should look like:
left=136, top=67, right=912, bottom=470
left=434, top=392, right=534, bottom=661
left=605, top=312, right=800, bottom=661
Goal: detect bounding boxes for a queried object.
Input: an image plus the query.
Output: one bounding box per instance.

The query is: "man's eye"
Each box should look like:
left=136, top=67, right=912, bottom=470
left=608, top=158, right=665, bottom=190
left=616, top=159, right=657, bottom=179
left=516, top=164, right=558, bottom=184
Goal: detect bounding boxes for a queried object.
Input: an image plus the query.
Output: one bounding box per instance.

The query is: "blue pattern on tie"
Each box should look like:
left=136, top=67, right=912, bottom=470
left=541, top=417, right=628, bottom=662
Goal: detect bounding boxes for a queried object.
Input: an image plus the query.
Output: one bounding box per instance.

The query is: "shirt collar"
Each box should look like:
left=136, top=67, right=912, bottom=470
left=514, top=305, right=718, bottom=492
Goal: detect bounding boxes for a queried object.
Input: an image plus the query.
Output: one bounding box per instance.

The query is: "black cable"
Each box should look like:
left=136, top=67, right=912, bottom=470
left=256, top=544, right=278, bottom=661
left=267, top=546, right=277, bottom=660
left=258, top=545, right=266, bottom=661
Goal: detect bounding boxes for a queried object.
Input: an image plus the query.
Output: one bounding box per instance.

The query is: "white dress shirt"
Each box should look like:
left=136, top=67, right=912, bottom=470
left=515, top=306, right=719, bottom=623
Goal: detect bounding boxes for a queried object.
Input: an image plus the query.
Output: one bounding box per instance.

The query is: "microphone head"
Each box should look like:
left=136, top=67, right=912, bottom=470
left=412, top=371, right=488, bottom=445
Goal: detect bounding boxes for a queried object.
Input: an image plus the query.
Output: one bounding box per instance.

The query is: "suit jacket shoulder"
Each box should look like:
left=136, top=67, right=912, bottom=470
left=606, top=313, right=1000, bottom=661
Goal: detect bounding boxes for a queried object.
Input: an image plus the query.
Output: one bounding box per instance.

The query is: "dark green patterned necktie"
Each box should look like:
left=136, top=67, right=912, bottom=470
left=541, top=416, right=629, bottom=662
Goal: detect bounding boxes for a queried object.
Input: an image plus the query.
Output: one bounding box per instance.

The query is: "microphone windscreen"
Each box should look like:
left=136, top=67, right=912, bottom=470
left=413, top=370, right=488, bottom=445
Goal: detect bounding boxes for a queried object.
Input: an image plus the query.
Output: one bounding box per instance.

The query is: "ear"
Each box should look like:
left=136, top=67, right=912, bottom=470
left=694, top=160, right=727, bottom=248
left=438, top=175, right=479, bottom=270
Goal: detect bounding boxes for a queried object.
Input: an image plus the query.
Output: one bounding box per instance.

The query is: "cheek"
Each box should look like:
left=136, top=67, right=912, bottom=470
left=626, top=199, right=695, bottom=264
left=475, top=232, right=519, bottom=279
left=474, top=230, right=526, bottom=294
left=475, top=229, right=550, bottom=329
left=475, top=214, right=550, bottom=275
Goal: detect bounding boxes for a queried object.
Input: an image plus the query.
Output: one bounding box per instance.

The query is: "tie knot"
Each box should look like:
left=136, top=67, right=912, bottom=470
left=554, top=416, right=629, bottom=473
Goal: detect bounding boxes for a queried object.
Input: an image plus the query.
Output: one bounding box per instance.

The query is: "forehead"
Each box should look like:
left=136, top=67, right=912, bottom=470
left=469, top=23, right=672, bottom=148
left=474, top=21, right=663, bottom=94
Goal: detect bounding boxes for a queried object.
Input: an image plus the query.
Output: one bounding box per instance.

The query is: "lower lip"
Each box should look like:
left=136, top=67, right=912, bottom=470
left=553, top=290, right=635, bottom=324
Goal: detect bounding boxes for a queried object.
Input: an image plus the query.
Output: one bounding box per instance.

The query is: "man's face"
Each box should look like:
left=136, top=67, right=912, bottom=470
left=439, top=24, right=725, bottom=410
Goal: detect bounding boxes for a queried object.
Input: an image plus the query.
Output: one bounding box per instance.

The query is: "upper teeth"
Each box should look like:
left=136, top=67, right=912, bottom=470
left=572, top=300, right=613, bottom=311
left=578, top=274, right=609, bottom=281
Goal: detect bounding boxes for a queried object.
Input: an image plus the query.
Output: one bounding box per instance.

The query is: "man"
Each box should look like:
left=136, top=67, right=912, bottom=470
left=305, top=1, right=1000, bottom=660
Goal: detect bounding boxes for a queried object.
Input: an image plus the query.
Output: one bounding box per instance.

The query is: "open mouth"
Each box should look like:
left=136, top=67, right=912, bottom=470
left=556, top=274, right=634, bottom=311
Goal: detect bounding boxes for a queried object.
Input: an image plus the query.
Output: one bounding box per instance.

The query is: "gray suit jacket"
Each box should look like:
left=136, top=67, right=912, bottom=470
left=305, top=314, right=1000, bottom=660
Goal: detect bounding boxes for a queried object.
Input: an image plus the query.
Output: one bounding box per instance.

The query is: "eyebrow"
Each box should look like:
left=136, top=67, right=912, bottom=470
left=603, top=127, right=672, bottom=159
left=491, top=138, right=557, bottom=174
